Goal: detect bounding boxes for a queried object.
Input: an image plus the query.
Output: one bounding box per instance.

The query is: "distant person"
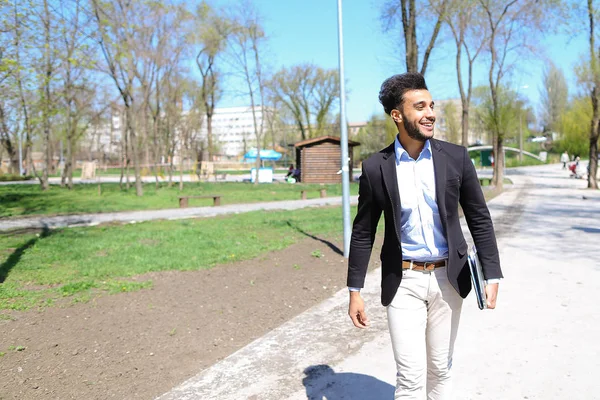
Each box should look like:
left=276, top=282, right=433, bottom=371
left=285, top=164, right=300, bottom=183
left=569, top=156, right=583, bottom=179
left=560, top=151, right=569, bottom=169
left=286, top=164, right=295, bottom=179
left=347, top=72, right=502, bottom=399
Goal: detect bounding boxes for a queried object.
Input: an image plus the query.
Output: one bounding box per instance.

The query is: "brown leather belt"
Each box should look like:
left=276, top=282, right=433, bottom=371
left=401, top=260, right=446, bottom=271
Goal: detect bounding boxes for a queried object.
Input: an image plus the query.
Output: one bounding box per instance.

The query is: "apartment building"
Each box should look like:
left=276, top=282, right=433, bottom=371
left=198, top=106, right=268, bottom=157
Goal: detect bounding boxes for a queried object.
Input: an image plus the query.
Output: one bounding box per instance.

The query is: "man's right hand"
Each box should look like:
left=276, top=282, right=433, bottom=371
left=348, top=291, right=370, bottom=329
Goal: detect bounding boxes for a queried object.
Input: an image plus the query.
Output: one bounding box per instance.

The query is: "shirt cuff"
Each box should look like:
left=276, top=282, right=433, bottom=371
left=348, top=287, right=361, bottom=292
left=485, top=278, right=501, bottom=285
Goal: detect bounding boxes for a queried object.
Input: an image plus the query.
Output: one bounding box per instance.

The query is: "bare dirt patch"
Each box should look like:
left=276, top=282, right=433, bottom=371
left=0, top=235, right=378, bottom=400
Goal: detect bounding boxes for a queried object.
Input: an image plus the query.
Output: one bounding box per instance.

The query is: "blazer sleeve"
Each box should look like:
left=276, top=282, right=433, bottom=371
left=458, top=148, right=503, bottom=280
left=347, top=163, right=383, bottom=288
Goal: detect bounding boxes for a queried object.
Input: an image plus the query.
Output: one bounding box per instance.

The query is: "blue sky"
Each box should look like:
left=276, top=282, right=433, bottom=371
left=220, top=0, right=588, bottom=125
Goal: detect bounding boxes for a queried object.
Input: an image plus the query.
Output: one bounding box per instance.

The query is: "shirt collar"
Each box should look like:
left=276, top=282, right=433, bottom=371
left=394, top=135, right=432, bottom=163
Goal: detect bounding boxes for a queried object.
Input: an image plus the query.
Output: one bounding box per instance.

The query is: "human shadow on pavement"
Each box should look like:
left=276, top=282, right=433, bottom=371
left=302, top=364, right=394, bottom=400
left=286, top=222, right=343, bottom=256
left=0, top=227, right=53, bottom=283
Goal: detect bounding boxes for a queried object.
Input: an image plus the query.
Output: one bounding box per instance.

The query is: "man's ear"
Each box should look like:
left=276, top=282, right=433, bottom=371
left=391, top=109, right=401, bottom=123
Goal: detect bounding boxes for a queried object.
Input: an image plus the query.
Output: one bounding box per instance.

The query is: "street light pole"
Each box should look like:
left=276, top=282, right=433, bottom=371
left=337, top=0, right=351, bottom=258
left=519, top=112, right=523, bottom=163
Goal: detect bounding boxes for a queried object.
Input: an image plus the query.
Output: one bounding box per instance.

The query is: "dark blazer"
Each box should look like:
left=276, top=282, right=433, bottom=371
left=347, top=138, right=503, bottom=306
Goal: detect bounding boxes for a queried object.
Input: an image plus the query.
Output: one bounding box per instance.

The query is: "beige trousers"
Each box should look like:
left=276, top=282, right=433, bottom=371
left=387, top=267, right=463, bottom=400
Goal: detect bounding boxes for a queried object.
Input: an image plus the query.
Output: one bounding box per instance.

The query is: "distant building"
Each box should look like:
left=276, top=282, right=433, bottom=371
left=198, top=106, right=269, bottom=157
left=348, top=121, right=367, bottom=137
left=294, top=136, right=360, bottom=183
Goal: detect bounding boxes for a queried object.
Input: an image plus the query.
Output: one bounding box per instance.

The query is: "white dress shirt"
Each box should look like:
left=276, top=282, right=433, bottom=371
left=394, top=137, right=448, bottom=261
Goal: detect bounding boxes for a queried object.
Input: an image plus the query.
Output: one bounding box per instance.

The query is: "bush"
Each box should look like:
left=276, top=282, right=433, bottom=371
left=0, top=174, right=33, bottom=182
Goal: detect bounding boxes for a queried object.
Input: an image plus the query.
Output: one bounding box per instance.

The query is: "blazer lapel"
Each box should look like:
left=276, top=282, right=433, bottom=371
left=381, top=143, right=402, bottom=244
left=431, top=139, right=448, bottom=232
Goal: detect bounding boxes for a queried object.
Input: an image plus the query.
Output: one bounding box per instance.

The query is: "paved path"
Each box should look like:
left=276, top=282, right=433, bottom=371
left=0, top=196, right=358, bottom=231
left=156, top=163, right=600, bottom=400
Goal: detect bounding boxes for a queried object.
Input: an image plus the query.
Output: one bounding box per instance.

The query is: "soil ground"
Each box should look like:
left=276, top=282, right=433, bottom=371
left=0, top=235, right=381, bottom=400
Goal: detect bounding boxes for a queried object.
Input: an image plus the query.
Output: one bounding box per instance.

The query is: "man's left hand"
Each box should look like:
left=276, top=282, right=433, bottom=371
left=485, top=283, right=499, bottom=309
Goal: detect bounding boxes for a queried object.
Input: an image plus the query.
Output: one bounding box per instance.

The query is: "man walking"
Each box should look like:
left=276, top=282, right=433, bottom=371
left=560, top=151, right=569, bottom=169
left=347, top=72, right=503, bottom=399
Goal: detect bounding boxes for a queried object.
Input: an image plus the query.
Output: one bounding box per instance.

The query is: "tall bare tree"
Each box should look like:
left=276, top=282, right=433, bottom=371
left=91, top=0, right=146, bottom=196
left=0, top=1, right=21, bottom=174
left=382, top=0, right=449, bottom=75
left=194, top=2, right=230, bottom=162
left=269, top=64, right=340, bottom=141
left=227, top=1, right=268, bottom=183
left=540, top=61, right=569, bottom=134
left=38, top=0, right=58, bottom=190
left=478, top=0, right=559, bottom=189
left=55, top=0, right=100, bottom=189
left=132, top=1, right=188, bottom=188
left=444, top=0, right=487, bottom=146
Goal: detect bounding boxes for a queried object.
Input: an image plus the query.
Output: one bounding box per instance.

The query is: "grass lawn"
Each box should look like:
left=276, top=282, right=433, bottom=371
left=0, top=181, right=359, bottom=218
left=0, top=205, right=351, bottom=311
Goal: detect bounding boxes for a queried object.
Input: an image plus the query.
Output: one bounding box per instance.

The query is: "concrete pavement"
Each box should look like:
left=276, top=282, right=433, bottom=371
left=156, top=163, right=600, bottom=400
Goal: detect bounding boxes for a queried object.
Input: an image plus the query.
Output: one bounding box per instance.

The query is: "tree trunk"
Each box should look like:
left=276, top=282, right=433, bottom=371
left=401, top=0, right=418, bottom=72
left=68, top=142, right=74, bottom=190
left=461, top=106, right=469, bottom=147
left=40, top=0, right=52, bottom=191
left=178, top=149, right=185, bottom=192
left=119, top=130, right=125, bottom=190
left=589, top=88, right=599, bottom=189
left=0, top=106, right=19, bottom=174
left=206, top=114, right=213, bottom=161
left=128, top=111, right=143, bottom=196
left=494, top=137, right=504, bottom=191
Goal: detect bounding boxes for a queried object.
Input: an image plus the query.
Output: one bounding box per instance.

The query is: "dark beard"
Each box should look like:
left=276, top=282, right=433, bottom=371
left=402, top=115, right=433, bottom=142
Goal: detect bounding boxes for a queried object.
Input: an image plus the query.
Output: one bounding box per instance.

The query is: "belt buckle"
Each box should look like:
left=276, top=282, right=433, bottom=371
left=423, top=262, right=435, bottom=271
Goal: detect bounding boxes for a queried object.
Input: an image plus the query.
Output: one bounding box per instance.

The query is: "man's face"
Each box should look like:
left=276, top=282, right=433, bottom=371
left=395, top=89, right=436, bottom=142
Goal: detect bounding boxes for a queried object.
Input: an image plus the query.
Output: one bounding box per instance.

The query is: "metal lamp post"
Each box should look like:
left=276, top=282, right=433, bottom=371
left=337, top=0, right=351, bottom=258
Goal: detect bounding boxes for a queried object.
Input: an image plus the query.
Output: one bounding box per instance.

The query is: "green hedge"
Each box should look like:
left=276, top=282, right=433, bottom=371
left=0, top=174, right=33, bottom=182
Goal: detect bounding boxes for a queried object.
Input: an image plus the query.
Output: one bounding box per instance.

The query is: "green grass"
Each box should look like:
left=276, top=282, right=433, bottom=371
left=0, top=181, right=359, bottom=218
left=0, top=206, right=349, bottom=310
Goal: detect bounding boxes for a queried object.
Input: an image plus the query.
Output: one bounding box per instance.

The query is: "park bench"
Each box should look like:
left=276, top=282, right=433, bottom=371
left=300, top=189, right=327, bottom=200
left=178, top=194, right=222, bottom=208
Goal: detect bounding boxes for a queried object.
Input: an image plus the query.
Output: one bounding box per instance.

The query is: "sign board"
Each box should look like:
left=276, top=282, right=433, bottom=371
left=251, top=168, right=273, bottom=183
left=81, top=162, right=96, bottom=180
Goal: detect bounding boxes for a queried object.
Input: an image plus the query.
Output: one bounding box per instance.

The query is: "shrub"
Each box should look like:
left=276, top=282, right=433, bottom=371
left=0, top=174, right=33, bottom=182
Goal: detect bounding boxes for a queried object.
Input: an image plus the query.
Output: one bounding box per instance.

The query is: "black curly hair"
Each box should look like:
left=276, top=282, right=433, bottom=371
left=379, top=72, right=428, bottom=115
